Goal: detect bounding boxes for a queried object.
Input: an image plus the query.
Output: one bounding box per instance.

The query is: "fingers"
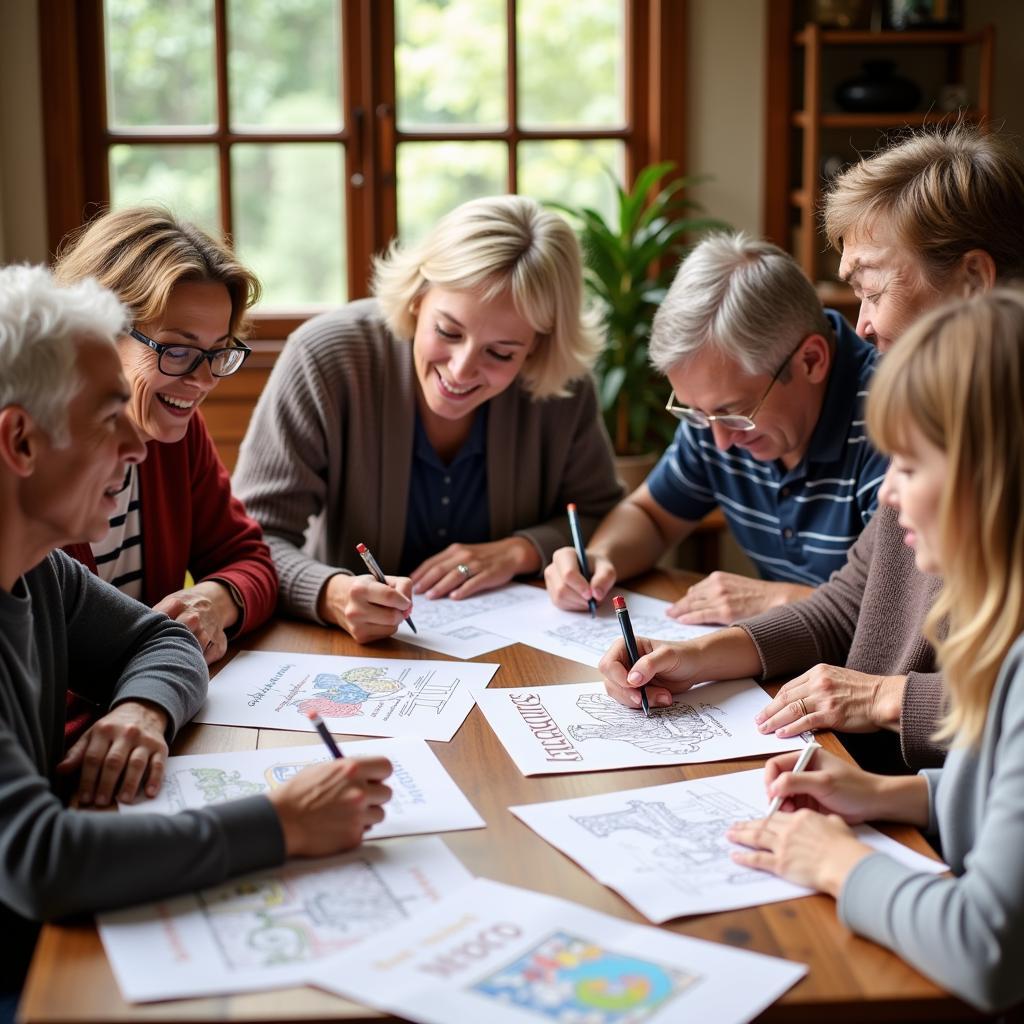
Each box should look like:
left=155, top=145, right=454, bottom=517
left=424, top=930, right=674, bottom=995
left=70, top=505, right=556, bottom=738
left=756, top=671, right=814, bottom=735
left=598, top=638, right=678, bottom=709
left=341, top=577, right=413, bottom=643
left=588, top=559, right=616, bottom=604
left=726, top=818, right=776, bottom=852
left=544, top=548, right=605, bottom=611
left=762, top=750, right=808, bottom=791
left=153, top=595, right=187, bottom=619
left=671, top=602, right=729, bottom=626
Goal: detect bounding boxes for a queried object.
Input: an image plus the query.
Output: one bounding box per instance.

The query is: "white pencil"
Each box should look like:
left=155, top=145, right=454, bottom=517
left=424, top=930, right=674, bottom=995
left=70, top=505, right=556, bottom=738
left=766, top=741, right=821, bottom=817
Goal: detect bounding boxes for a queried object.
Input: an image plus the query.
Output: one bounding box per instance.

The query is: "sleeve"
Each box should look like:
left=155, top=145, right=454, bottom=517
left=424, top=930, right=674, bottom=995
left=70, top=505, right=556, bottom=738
left=514, top=378, right=624, bottom=566
left=738, top=507, right=877, bottom=679
left=837, top=657, right=1024, bottom=1012
left=645, top=420, right=718, bottom=522
left=56, top=552, right=209, bottom=739
left=232, top=330, right=352, bottom=621
left=900, top=670, right=947, bottom=769
left=185, top=415, right=278, bottom=636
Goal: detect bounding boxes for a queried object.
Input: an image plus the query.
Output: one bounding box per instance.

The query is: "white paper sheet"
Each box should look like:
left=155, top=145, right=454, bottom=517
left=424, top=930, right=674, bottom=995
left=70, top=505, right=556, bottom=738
left=97, top=836, right=471, bottom=1003
left=511, top=768, right=948, bottom=922
left=395, top=584, right=544, bottom=659
left=117, top=737, right=484, bottom=839
left=466, top=587, right=718, bottom=667
left=473, top=678, right=805, bottom=775
left=309, top=877, right=806, bottom=1024
left=195, top=650, right=498, bottom=741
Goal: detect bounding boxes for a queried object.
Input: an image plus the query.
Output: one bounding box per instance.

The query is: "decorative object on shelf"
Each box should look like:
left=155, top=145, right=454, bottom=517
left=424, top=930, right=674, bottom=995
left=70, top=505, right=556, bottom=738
left=550, top=163, right=728, bottom=457
left=811, top=0, right=870, bottom=29
left=835, top=60, right=922, bottom=112
left=885, top=0, right=962, bottom=30
left=938, top=82, right=970, bottom=112
left=820, top=154, right=851, bottom=183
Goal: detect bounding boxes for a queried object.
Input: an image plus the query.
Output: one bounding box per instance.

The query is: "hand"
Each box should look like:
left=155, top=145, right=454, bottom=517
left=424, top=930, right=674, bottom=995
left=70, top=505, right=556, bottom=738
left=410, top=538, right=541, bottom=600
left=56, top=699, right=170, bottom=807
left=543, top=546, right=616, bottom=611
left=669, top=573, right=813, bottom=625
left=756, top=665, right=906, bottom=738
left=727, top=808, right=874, bottom=897
left=318, top=573, right=414, bottom=644
left=268, top=755, right=392, bottom=857
left=598, top=637, right=704, bottom=710
left=154, top=581, right=239, bottom=665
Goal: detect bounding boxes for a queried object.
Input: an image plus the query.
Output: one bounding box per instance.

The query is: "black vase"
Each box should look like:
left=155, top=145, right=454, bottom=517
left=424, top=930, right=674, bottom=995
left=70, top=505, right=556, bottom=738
left=835, top=61, right=922, bottom=113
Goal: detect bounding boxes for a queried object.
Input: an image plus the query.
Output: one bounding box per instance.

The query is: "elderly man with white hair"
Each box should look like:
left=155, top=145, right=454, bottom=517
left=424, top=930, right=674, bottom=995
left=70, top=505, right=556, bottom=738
left=0, top=266, right=391, bottom=1005
left=546, top=232, right=887, bottom=626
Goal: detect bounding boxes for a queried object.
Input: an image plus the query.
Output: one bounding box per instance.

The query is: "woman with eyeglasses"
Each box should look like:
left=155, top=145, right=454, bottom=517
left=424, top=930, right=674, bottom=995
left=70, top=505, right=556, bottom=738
left=727, top=290, right=1024, bottom=1013
left=53, top=206, right=277, bottom=669
left=233, top=194, right=622, bottom=644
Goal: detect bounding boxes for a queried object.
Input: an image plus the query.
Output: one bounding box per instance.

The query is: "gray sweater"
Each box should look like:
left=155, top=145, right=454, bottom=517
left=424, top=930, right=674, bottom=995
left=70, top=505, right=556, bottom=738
left=838, top=633, right=1024, bottom=1012
left=739, top=504, right=945, bottom=770
left=232, top=299, right=624, bottom=622
left=0, top=552, right=284, bottom=934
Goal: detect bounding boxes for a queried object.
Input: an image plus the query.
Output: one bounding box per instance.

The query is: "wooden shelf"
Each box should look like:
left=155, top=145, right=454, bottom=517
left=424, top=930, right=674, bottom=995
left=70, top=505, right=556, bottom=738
left=793, top=109, right=982, bottom=129
left=794, top=29, right=985, bottom=46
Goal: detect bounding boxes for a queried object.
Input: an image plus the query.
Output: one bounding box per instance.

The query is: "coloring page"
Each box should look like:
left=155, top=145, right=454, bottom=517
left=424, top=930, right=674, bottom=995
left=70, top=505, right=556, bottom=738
left=472, top=679, right=805, bottom=775
left=118, top=737, right=484, bottom=839
left=511, top=768, right=947, bottom=921
left=196, top=650, right=498, bottom=741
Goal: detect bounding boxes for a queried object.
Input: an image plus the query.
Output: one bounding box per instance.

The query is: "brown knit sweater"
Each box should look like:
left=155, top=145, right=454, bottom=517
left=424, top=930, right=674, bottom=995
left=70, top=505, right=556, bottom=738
left=232, top=299, right=623, bottom=623
left=739, top=504, right=945, bottom=770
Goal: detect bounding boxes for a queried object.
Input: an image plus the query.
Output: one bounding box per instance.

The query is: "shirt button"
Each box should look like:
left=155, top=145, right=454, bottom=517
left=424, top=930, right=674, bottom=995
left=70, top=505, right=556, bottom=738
left=444, top=476, right=451, bottom=485
left=441, top=496, right=450, bottom=506
left=438, top=528, right=448, bottom=537
left=783, top=527, right=794, bottom=540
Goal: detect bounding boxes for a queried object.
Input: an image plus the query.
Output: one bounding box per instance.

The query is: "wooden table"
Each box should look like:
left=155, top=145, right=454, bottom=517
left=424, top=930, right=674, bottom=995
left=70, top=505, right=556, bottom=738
left=18, top=572, right=984, bottom=1023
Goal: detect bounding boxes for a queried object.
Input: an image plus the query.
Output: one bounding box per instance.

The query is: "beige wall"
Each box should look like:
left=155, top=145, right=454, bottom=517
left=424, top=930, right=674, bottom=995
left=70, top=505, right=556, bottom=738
left=0, top=0, right=47, bottom=264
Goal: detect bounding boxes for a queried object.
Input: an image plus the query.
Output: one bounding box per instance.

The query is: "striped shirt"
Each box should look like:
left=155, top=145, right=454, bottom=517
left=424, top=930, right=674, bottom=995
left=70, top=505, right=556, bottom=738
left=89, top=464, right=144, bottom=599
left=647, top=311, right=887, bottom=586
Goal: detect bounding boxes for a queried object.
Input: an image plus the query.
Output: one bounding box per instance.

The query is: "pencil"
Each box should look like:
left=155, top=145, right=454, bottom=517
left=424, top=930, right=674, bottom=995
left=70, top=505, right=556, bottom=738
left=356, top=542, right=417, bottom=633
left=306, top=710, right=344, bottom=759
left=766, top=741, right=821, bottom=817
left=613, top=595, right=650, bottom=718
left=566, top=503, right=598, bottom=618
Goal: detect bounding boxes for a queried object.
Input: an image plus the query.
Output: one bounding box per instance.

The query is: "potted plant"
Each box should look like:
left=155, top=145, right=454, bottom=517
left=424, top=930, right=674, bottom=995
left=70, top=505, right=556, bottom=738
left=552, top=162, right=728, bottom=487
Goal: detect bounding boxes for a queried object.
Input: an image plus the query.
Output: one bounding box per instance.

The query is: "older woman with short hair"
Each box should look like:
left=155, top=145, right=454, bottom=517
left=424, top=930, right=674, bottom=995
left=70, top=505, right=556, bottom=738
left=598, top=125, right=1024, bottom=773
left=54, top=206, right=277, bottom=667
left=233, top=194, right=622, bottom=644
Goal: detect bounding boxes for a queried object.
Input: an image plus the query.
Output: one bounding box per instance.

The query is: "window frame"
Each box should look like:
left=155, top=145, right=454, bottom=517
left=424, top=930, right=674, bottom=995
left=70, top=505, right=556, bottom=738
left=39, top=0, right=689, bottom=344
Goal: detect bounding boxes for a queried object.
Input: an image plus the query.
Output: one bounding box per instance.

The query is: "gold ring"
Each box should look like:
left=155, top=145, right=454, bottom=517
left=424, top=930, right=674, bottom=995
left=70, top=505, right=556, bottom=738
left=798, top=697, right=809, bottom=719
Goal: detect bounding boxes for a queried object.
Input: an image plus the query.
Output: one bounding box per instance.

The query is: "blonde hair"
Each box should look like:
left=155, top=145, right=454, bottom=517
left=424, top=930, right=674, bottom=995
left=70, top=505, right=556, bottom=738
left=372, top=194, right=601, bottom=398
left=53, top=206, right=261, bottom=338
left=824, top=125, right=1024, bottom=287
left=0, top=265, right=125, bottom=447
left=867, top=289, right=1024, bottom=747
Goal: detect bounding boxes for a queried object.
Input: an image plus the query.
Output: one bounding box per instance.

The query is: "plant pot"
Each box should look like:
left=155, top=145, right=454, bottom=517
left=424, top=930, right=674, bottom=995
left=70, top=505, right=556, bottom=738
left=614, top=451, right=660, bottom=494
left=835, top=61, right=921, bottom=113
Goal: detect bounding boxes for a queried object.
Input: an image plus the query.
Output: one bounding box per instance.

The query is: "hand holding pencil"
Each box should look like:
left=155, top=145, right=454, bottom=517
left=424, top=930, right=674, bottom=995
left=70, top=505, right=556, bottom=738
left=316, top=551, right=414, bottom=645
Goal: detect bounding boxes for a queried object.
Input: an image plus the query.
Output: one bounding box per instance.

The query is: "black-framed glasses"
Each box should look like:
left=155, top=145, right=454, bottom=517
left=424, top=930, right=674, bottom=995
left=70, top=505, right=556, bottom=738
left=665, top=336, right=808, bottom=432
left=128, top=328, right=252, bottom=378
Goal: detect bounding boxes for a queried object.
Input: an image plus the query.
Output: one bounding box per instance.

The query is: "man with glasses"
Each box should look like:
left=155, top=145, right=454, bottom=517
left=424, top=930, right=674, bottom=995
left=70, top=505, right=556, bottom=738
left=546, top=232, right=887, bottom=625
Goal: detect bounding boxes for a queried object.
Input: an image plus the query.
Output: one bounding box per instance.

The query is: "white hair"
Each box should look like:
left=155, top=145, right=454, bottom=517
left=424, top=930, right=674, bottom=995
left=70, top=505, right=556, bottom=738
left=0, top=264, right=126, bottom=446
left=649, top=232, right=832, bottom=376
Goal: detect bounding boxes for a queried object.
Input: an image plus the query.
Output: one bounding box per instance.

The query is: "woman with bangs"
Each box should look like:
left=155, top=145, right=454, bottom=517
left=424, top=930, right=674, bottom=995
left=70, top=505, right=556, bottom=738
left=726, top=290, right=1024, bottom=1013
left=54, top=207, right=277, bottom=670
left=233, top=194, right=622, bottom=643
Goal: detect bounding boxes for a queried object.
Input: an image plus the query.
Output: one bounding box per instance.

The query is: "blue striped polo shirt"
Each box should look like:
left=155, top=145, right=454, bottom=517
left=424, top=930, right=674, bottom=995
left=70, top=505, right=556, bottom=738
left=646, top=310, right=887, bottom=586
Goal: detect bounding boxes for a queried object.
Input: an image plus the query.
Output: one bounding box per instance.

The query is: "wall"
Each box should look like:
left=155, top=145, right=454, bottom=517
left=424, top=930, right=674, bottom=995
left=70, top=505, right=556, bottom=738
left=0, top=0, right=47, bottom=264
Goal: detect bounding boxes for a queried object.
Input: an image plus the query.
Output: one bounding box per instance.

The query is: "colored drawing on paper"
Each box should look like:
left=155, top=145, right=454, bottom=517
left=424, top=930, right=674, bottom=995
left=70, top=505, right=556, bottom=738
left=470, top=931, right=698, bottom=1023
left=566, top=694, right=726, bottom=757
left=292, top=668, right=407, bottom=719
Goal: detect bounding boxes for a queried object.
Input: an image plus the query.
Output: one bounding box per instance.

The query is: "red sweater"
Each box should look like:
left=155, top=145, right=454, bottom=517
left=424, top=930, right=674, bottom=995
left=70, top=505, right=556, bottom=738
left=65, top=413, right=278, bottom=637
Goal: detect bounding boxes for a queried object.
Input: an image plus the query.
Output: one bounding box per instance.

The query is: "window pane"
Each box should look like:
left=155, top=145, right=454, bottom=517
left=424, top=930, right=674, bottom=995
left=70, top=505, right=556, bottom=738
left=104, top=0, right=215, bottom=129
left=396, top=142, right=506, bottom=243
left=227, top=0, right=342, bottom=131
left=395, top=0, right=506, bottom=129
left=231, top=143, right=345, bottom=307
left=109, top=144, right=219, bottom=232
left=518, top=0, right=625, bottom=128
left=518, top=140, right=623, bottom=225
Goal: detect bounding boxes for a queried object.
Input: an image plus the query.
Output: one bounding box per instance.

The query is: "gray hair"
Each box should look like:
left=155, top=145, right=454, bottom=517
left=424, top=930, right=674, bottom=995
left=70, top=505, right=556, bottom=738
left=0, top=264, right=126, bottom=446
left=649, top=232, right=832, bottom=376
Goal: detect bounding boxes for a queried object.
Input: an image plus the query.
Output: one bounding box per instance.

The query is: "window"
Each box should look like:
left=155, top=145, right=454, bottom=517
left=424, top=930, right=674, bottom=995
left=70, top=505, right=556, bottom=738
left=40, top=0, right=687, bottom=336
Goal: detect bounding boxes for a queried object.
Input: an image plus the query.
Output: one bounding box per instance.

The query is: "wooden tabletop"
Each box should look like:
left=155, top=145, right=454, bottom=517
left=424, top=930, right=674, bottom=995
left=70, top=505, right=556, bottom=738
left=18, top=572, right=983, bottom=1023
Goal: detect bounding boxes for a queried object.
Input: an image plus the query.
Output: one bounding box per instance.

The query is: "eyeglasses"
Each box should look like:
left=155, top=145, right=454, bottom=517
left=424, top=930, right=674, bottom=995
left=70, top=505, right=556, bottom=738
left=128, top=328, right=252, bottom=378
left=665, top=336, right=808, bottom=432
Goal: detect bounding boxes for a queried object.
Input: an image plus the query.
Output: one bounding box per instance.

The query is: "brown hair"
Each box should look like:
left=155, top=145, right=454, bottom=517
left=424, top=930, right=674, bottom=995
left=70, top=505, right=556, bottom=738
left=53, top=206, right=261, bottom=337
left=824, top=125, right=1024, bottom=287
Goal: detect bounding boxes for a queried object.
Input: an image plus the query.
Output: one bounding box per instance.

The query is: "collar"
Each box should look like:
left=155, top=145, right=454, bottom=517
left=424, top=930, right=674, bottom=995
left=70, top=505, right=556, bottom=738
left=412, top=404, right=489, bottom=471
